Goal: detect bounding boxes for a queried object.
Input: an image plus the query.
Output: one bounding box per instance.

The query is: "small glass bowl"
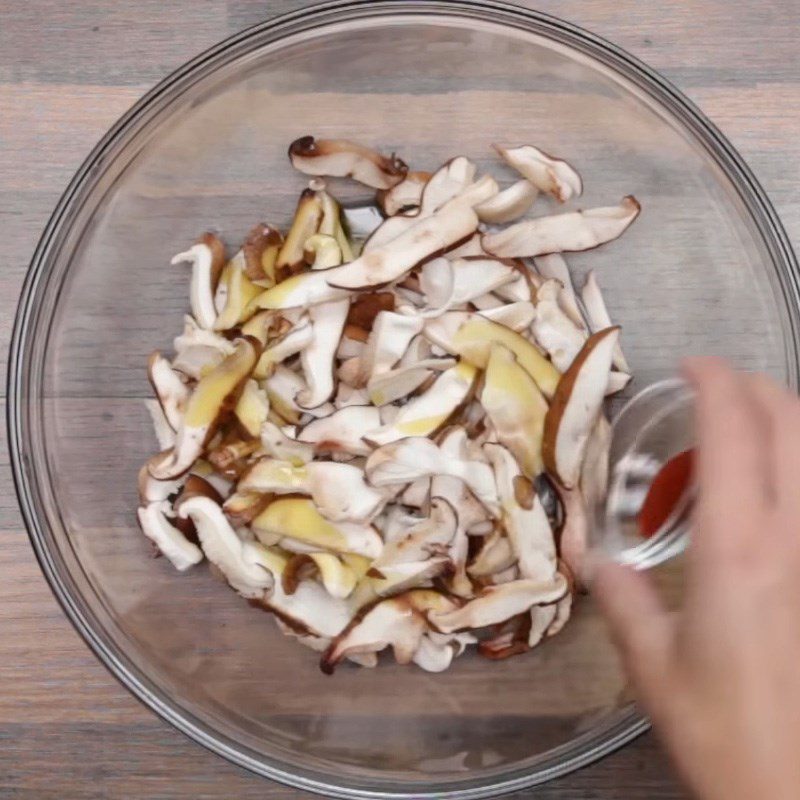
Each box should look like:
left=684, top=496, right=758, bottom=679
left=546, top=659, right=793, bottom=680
left=8, top=1, right=799, bottom=797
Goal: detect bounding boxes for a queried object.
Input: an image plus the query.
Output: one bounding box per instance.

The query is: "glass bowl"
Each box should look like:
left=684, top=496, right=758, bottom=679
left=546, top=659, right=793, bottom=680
left=9, top=1, right=799, bottom=797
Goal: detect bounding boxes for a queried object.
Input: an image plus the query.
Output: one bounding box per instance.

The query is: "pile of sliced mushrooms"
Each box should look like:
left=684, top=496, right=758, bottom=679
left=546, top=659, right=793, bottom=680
left=138, top=136, right=639, bottom=673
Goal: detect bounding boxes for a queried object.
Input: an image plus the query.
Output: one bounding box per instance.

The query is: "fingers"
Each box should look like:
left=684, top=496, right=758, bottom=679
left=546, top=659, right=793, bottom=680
left=592, top=561, right=675, bottom=716
left=682, top=358, right=768, bottom=559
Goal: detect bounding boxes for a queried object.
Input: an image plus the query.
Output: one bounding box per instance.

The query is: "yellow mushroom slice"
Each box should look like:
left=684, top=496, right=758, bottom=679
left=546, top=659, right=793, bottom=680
left=251, top=497, right=383, bottom=559
left=476, top=179, right=538, bottom=224
left=429, top=574, right=568, bottom=633
left=304, top=553, right=359, bottom=599
left=321, top=590, right=458, bottom=673
left=239, top=310, right=276, bottom=346
left=247, top=269, right=350, bottom=312
left=481, top=343, right=549, bottom=479
left=485, top=443, right=557, bottom=582
left=147, top=352, right=189, bottom=432
left=493, top=144, right=583, bottom=203
left=298, top=405, right=383, bottom=457
left=542, top=327, right=620, bottom=489
left=222, top=490, right=274, bottom=527
left=234, top=379, right=270, bottom=438
left=213, top=254, right=262, bottom=331
left=178, top=496, right=285, bottom=598
left=254, top=321, right=313, bottom=380
left=149, top=338, right=259, bottom=480
left=239, top=459, right=385, bottom=523
left=171, top=232, right=226, bottom=330
left=581, top=270, right=631, bottom=373
left=275, top=187, right=324, bottom=276
left=304, top=233, right=342, bottom=270
left=297, top=299, right=349, bottom=409
left=137, top=501, right=203, bottom=571
left=424, top=311, right=560, bottom=399
left=172, top=315, right=235, bottom=380
left=534, top=253, right=586, bottom=330
left=482, top=196, right=640, bottom=258
left=376, top=170, right=432, bottom=216
left=288, top=136, right=408, bottom=190
left=259, top=420, right=314, bottom=466
left=365, top=361, right=478, bottom=447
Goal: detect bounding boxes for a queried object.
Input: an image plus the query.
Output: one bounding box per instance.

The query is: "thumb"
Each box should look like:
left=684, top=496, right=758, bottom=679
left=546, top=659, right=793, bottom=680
left=592, top=560, right=676, bottom=717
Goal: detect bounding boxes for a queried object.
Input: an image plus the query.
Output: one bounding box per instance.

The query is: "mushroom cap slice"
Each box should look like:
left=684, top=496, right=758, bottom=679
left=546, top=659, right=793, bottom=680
left=358, top=310, right=423, bottom=387
left=242, top=222, right=283, bottom=286
left=234, top=379, right=270, bottom=438
left=304, top=233, right=342, bottom=270
left=481, top=343, right=549, bottom=478
left=275, top=188, right=324, bottom=275
left=542, top=326, right=620, bottom=488
left=178, top=496, right=284, bottom=597
left=288, top=136, right=408, bottom=190
left=533, top=253, right=586, bottom=330
left=264, top=578, right=355, bottom=638
left=367, top=357, right=456, bottom=406
left=321, top=590, right=458, bottom=673
left=468, top=526, right=516, bottom=577
left=581, top=413, right=612, bottom=514
left=149, top=338, right=260, bottom=480
left=259, top=420, right=314, bottom=465
left=555, top=483, right=590, bottom=590
left=476, top=179, right=538, bottom=224
left=213, top=255, right=262, bottom=331
left=606, top=370, right=632, bottom=396
left=425, top=312, right=560, bottom=399
left=147, top=352, right=189, bottom=432
left=482, top=196, right=640, bottom=258
left=171, top=233, right=226, bottom=330
left=365, top=361, right=478, bottom=447
left=138, top=454, right=184, bottom=504
left=493, top=144, right=582, bottom=203
left=307, top=553, right=359, bottom=599
left=297, top=298, right=349, bottom=409
left=429, top=574, right=568, bottom=633
left=251, top=497, right=383, bottom=559
left=581, top=270, right=631, bottom=373
left=144, top=399, right=177, bottom=450
left=239, top=459, right=385, bottom=523
left=298, top=404, right=382, bottom=457
left=485, top=443, right=557, bottom=582
left=137, top=501, right=203, bottom=571
left=377, top=170, right=432, bottom=216
left=172, top=315, right=235, bottom=380
left=254, top=321, right=313, bottom=379
left=476, top=301, right=536, bottom=331
left=531, top=278, right=587, bottom=373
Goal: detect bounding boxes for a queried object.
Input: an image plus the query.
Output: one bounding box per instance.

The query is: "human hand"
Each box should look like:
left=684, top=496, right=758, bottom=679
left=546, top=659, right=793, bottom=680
left=593, top=358, right=800, bottom=800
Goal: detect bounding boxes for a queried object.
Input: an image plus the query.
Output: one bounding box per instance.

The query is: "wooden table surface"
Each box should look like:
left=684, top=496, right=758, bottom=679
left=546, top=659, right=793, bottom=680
left=2, top=1, right=799, bottom=797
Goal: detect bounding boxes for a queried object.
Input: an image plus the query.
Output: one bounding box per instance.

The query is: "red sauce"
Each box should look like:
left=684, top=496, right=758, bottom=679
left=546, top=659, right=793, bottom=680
left=638, top=449, right=694, bottom=539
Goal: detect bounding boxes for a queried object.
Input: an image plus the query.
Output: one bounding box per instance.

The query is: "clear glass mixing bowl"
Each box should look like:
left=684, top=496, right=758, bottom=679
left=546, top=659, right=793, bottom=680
left=8, top=2, right=799, bottom=797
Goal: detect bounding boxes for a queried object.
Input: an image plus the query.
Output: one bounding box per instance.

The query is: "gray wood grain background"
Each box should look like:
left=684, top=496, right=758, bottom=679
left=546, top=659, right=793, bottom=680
left=2, top=1, right=798, bottom=797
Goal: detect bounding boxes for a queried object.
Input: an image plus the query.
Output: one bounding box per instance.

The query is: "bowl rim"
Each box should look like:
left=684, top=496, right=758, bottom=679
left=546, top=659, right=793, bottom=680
left=8, top=1, right=799, bottom=797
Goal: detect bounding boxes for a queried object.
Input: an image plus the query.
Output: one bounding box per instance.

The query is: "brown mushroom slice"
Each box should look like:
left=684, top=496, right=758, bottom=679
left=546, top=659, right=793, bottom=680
left=251, top=497, right=383, bottom=559
left=260, top=420, right=314, bottom=465
left=254, top=321, right=313, bottom=380
left=239, top=459, right=385, bottom=523
left=429, top=574, right=567, bottom=633
left=377, top=171, right=432, bottom=216
left=321, top=589, right=458, bottom=673
left=297, top=299, right=349, bottom=408
left=213, top=255, right=262, bottom=331
left=366, top=434, right=498, bottom=514
left=581, top=270, right=631, bottom=373
left=298, top=405, right=382, bottom=457
left=482, top=196, right=641, bottom=258
left=189, top=458, right=234, bottom=498
left=149, top=338, right=259, bottom=480
left=534, top=253, right=585, bottom=329
left=288, top=136, right=408, bottom=190
left=172, top=315, right=236, bottom=380
left=275, top=188, right=324, bottom=276
left=468, top=527, right=516, bottom=577
left=493, top=144, right=583, bottom=202
left=178, top=496, right=285, bottom=597
left=171, top=233, right=226, bottom=330
left=329, top=181, right=494, bottom=291
left=243, top=223, right=283, bottom=286
left=424, top=312, right=560, bottom=399
left=346, top=292, right=395, bottom=332
left=222, top=489, right=274, bottom=527
left=147, top=352, right=189, bottom=431
left=542, top=327, right=619, bottom=488
left=137, top=501, right=203, bottom=571
left=481, top=344, right=549, bottom=478
left=476, top=179, right=538, bottom=224
left=485, top=443, right=557, bottom=582
left=367, top=357, right=456, bottom=406
left=531, top=279, right=587, bottom=372
left=476, top=301, right=536, bottom=331
left=234, top=379, right=270, bottom=438
left=144, top=399, right=177, bottom=450
left=365, top=361, right=478, bottom=447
